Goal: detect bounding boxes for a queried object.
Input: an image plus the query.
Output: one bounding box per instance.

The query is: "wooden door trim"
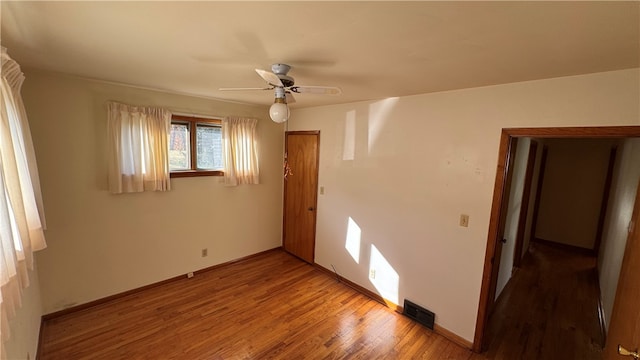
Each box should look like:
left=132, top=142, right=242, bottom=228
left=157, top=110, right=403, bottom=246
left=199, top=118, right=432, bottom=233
left=500, top=126, right=640, bottom=138
left=529, top=146, right=548, bottom=250
left=473, top=126, right=640, bottom=353
left=513, top=141, right=538, bottom=269
left=594, top=146, right=618, bottom=256
left=282, top=131, right=320, bottom=264
left=286, top=130, right=320, bottom=135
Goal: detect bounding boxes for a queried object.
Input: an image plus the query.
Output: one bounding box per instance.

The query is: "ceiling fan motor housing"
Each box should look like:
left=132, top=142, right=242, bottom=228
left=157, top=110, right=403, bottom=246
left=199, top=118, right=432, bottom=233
left=272, top=63, right=295, bottom=87
left=278, top=75, right=295, bottom=87
left=274, top=87, right=286, bottom=99
left=271, top=63, right=291, bottom=75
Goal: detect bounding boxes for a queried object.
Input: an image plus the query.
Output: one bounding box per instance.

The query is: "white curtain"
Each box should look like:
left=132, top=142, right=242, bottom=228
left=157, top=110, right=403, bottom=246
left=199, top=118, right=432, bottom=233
left=107, top=102, right=171, bottom=194
left=222, top=117, right=259, bottom=186
left=0, top=47, right=47, bottom=356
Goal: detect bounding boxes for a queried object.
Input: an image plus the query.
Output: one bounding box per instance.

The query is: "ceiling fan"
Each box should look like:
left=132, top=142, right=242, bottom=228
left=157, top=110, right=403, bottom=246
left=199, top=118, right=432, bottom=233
left=219, top=63, right=342, bottom=123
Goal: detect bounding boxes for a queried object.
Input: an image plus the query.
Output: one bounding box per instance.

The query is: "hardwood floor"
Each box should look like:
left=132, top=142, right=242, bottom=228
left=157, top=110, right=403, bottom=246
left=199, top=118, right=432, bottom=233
left=40, top=243, right=603, bottom=359
left=39, top=250, right=476, bottom=359
left=478, top=241, right=603, bottom=360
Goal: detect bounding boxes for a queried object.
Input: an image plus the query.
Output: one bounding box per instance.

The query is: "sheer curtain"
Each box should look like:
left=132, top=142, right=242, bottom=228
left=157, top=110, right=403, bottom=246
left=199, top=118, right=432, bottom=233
left=107, top=102, right=171, bottom=194
left=222, top=117, right=259, bottom=186
left=0, top=47, right=47, bottom=356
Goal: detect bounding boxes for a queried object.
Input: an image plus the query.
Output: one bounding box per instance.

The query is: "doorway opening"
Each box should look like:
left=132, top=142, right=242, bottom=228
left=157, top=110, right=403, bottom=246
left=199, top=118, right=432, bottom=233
left=474, top=126, right=640, bottom=354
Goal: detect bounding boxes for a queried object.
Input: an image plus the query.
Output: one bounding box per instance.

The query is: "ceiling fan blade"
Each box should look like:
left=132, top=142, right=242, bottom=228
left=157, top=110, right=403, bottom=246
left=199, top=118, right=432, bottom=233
left=285, top=92, right=297, bottom=104
left=255, top=69, right=284, bottom=87
left=218, top=87, right=273, bottom=91
left=289, top=85, right=342, bottom=95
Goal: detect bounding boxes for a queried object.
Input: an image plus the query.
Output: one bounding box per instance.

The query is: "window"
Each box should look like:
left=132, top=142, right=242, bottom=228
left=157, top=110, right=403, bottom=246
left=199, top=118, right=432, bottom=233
left=169, top=115, right=223, bottom=177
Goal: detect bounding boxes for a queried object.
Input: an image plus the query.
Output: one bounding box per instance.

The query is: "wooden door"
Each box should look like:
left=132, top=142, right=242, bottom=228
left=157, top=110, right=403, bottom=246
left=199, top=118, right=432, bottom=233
left=283, top=131, right=320, bottom=263
left=603, top=180, right=640, bottom=359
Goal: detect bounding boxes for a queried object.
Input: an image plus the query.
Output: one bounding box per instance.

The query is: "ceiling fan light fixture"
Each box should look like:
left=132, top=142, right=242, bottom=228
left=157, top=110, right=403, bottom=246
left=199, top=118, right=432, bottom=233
left=220, top=63, right=341, bottom=123
left=269, top=97, right=289, bottom=123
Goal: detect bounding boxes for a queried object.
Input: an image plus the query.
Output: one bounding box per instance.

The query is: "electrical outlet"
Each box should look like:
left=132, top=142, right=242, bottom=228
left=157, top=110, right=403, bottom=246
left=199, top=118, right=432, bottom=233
left=459, top=214, right=470, bottom=228
left=187, top=272, right=194, bottom=278
left=369, top=269, right=376, bottom=279
left=201, top=248, right=208, bottom=257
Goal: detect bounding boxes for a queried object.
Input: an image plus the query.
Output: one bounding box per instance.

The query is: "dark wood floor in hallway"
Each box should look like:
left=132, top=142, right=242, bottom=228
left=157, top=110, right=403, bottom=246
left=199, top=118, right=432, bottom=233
left=480, top=241, right=603, bottom=360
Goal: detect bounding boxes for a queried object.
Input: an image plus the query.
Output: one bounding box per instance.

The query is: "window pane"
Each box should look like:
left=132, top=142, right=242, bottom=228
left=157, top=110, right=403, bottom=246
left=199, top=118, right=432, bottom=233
left=169, top=123, right=190, bottom=170
left=196, top=124, right=222, bottom=170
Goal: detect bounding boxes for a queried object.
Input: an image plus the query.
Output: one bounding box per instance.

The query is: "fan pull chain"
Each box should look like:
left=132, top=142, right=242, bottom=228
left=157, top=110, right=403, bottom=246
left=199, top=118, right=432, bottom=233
left=283, top=119, right=293, bottom=180
left=284, top=152, right=293, bottom=180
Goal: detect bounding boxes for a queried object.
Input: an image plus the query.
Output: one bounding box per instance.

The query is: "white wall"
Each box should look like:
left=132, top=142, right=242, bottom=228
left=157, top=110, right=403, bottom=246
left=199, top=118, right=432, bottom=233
left=535, top=139, right=616, bottom=249
left=5, top=266, right=43, bottom=360
left=21, top=70, right=284, bottom=314
left=289, top=69, right=640, bottom=342
left=494, top=138, right=531, bottom=300
left=598, top=138, right=640, bottom=331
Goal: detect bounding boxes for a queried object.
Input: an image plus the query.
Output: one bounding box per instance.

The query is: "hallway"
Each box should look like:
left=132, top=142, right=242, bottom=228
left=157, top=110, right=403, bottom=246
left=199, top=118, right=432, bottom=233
left=481, top=241, right=603, bottom=359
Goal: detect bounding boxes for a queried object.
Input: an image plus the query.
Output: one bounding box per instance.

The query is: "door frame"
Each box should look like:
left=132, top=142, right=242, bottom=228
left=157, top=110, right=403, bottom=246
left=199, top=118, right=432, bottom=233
left=473, top=126, right=640, bottom=353
left=594, top=146, right=618, bottom=256
left=282, top=130, right=321, bottom=264
left=512, top=140, right=539, bottom=269
left=528, top=145, right=548, bottom=249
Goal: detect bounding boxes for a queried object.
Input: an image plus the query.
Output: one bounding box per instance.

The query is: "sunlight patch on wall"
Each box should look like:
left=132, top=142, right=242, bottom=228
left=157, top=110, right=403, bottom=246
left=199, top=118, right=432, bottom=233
left=345, top=217, right=361, bottom=263
left=368, top=97, right=399, bottom=155
left=369, top=244, right=399, bottom=304
left=343, top=110, right=356, bottom=160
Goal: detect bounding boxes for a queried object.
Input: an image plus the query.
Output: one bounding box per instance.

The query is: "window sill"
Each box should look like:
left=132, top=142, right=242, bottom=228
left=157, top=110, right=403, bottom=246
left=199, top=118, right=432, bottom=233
left=170, top=170, right=224, bottom=178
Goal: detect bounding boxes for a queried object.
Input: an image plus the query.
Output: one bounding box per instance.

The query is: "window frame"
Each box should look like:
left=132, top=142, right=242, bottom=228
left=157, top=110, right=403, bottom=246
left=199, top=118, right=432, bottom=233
left=170, top=115, right=223, bottom=178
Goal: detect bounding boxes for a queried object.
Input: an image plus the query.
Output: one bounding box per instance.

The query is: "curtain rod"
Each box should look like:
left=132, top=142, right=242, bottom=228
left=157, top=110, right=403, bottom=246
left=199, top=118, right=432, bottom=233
left=171, top=111, right=223, bottom=121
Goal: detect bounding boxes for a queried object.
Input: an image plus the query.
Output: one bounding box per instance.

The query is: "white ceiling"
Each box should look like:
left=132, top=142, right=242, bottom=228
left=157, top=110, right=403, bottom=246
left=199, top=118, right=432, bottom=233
left=2, top=1, right=639, bottom=109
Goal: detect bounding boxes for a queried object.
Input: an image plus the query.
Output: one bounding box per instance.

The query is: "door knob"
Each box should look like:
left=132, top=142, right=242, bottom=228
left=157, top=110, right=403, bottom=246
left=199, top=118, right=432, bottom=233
left=619, top=345, right=639, bottom=359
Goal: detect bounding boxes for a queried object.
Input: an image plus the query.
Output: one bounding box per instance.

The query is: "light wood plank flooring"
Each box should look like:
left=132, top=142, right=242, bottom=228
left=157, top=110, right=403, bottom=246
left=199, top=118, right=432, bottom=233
left=479, top=241, right=603, bottom=360
left=40, top=250, right=475, bottom=359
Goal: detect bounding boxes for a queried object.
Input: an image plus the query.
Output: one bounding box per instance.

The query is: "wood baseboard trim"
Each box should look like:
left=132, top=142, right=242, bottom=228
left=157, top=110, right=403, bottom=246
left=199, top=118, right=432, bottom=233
left=42, top=247, right=283, bottom=321
left=312, top=263, right=402, bottom=312
left=434, top=323, right=473, bottom=350
left=533, top=238, right=595, bottom=256
left=313, top=263, right=472, bottom=350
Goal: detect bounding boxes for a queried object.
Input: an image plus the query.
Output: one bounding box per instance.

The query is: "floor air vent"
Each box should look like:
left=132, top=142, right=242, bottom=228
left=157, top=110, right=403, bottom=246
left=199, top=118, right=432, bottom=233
left=403, top=299, right=435, bottom=330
